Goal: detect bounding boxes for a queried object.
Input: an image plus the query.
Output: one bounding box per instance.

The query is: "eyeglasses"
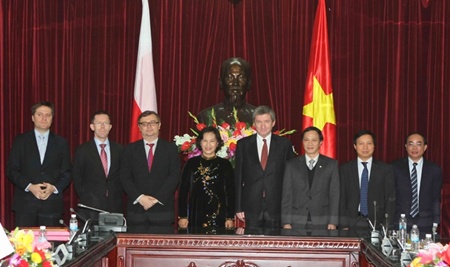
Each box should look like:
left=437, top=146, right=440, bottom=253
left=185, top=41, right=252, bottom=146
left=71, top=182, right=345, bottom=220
left=407, top=142, right=424, bottom=147
left=139, top=121, right=160, bottom=127
left=93, top=122, right=111, bottom=126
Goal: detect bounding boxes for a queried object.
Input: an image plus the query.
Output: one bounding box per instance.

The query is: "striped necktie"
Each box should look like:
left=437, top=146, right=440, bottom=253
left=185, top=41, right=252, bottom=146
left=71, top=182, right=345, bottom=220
left=99, top=144, right=108, bottom=176
left=410, top=163, right=419, bottom=217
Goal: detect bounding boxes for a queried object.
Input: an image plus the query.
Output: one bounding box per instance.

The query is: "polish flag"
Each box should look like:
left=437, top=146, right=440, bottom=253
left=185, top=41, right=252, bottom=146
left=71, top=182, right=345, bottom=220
left=130, top=0, right=157, bottom=142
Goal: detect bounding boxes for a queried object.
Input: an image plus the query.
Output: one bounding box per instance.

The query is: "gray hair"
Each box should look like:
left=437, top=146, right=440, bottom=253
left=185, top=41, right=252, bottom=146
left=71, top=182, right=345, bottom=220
left=252, top=105, right=276, bottom=122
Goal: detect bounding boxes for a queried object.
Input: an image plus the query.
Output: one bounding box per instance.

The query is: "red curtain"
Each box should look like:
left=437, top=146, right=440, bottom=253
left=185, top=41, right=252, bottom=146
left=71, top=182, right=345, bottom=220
left=1, top=0, right=449, bottom=236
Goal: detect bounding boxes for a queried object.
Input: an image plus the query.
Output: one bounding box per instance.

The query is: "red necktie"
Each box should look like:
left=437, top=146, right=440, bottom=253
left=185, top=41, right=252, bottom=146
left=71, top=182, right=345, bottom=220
left=99, top=144, right=108, bottom=176
left=147, top=143, right=154, bottom=171
left=261, top=139, right=268, bottom=170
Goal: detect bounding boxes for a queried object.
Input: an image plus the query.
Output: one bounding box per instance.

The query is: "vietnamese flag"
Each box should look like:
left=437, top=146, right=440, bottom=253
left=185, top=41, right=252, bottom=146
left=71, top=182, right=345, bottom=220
left=302, top=0, right=336, bottom=158
left=130, top=0, right=158, bottom=142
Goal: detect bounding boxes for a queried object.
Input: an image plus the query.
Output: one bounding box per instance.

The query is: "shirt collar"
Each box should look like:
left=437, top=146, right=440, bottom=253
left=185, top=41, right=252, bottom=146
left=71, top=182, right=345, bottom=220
left=357, top=157, right=373, bottom=166
left=257, top=133, right=272, bottom=142
left=408, top=157, right=423, bottom=165
left=305, top=154, right=320, bottom=163
left=34, top=129, right=49, bottom=139
left=94, top=138, right=110, bottom=147
left=143, top=138, right=158, bottom=146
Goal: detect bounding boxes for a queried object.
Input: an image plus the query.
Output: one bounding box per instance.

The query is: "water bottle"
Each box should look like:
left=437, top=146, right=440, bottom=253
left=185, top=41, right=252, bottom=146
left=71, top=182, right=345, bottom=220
left=69, top=214, right=78, bottom=238
left=432, top=223, right=438, bottom=242
left=38, top=225, right=47, bottom=242
left=423, top=234, right=433, bottom=249
left=410, top=224, right=420, bottom=251
left=398, top=214, right=407, bottom=249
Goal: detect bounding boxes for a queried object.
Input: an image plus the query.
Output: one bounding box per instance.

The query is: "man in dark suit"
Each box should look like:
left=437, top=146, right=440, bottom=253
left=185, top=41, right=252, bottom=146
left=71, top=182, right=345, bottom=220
left=120, top=110, right=180, bottom=233
left=73, top=111, right=123, bottom=220
left=7, top=101, right=72, bottom=227
left=235, top=105, right=295, bottom=232
left=392, top=132, right=442, bottom=234
left=282, top=126, right=339, bottom=231
left=339, top=130, right=395, bottom=234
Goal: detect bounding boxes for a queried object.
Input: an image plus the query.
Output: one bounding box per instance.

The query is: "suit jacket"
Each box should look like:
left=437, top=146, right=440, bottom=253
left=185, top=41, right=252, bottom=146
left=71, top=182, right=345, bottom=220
left=120, top=138, right=180, bottom=223
left=235, top=134, right=294, bottom=219
left=6, top=130, right=72, bottom=213
left=282, top=154, right=340, bottom=227
left=339, top=159, right=396, bottom=229
left=72, top=139, right=123, bottom=218
left=392, top=157, right=442, bottom=229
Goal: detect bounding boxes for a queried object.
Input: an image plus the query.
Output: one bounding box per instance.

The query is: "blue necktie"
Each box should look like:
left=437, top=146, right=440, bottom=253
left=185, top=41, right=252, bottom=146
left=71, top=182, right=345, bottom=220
left=410, top=163, right=419, bottom=217
left=360, top=162, right=369, bottom=216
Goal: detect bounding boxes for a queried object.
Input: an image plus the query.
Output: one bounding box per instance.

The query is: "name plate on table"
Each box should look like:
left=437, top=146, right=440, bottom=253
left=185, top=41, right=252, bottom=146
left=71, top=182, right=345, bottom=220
left=25, top=227, right=70, bottom=241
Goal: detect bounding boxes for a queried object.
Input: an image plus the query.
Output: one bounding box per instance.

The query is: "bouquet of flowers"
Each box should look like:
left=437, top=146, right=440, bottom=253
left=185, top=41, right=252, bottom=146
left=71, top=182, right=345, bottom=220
left=4, top=227, right=54, bottom=267
left=409, top=243, right=450, bottom=267
left=174, top=109, right=296, bottom=166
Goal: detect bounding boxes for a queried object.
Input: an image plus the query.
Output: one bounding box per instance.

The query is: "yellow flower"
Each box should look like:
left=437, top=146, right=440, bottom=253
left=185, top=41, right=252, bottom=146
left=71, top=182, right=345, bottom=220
left=410, top=256, right=422, bottom=267
left=15, top=244, right=27, bottom=256
left=23, top=230, right=35, bottom=249
left=10, top=229, right=34, bottom=253
left=31, top=251, right=43, bottom=264
left=243, top=128, right=255, bottom=136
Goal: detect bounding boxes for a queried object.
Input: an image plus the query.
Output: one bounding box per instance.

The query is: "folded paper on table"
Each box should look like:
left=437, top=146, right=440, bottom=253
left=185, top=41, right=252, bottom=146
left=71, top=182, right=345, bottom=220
left=0, top=223, right=15, bottom=260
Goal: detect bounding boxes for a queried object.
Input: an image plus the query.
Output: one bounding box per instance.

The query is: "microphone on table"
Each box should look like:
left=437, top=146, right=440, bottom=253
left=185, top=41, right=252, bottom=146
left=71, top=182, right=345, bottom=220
left=77, top=203, right=109, bottom=214
left=69, top=207, right=87, bottom=222
left=385, top=213, right=389, bottom=233
left=59, top=219, right=69, bottom=228
left=77, top=203, right=127, bottom=232
left=373, top=201, right=377, bottom=229
left=369, top=201, right=380, bottom=245
left=70, top=207, right=91, bottom=234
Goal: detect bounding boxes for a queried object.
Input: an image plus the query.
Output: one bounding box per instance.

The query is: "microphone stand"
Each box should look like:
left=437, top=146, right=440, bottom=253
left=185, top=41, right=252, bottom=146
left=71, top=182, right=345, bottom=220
left=78, top=203, right=127, bottom=232
left=369, top=201, right=380, bottom=245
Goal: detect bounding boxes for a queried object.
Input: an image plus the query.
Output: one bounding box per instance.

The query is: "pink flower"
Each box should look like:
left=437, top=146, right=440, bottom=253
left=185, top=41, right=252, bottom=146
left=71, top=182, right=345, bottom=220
left=418, top=252, right=434, bottom=264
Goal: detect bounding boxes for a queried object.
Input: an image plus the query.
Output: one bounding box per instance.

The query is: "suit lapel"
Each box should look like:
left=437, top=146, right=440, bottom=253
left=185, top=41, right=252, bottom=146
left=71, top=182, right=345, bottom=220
left=265, top=135, right=279, bottom=171
left=350, top=160, right=360, bottom=201
left=311, top=155, right=324, bottom=190
left=28, top=132, right=42, bottom=166
left=402, top=158, right=412, bottom=189
left=41, top=133, right=55, bottom=167
left=88, top=140, right=107, bottom=178
left=248, top=135, right=262, bottom=170
left=109, top=142, right=119, bottom=174
left=298, top=155, right=310, bottom=188
left=147, top=139, right=159, bottom=173
left=419, top=159, right=430, bottom=197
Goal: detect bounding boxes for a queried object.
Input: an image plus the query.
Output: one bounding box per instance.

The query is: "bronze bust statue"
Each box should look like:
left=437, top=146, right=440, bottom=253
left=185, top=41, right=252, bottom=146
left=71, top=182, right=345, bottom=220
left=197, top=57, right=255, bottom=126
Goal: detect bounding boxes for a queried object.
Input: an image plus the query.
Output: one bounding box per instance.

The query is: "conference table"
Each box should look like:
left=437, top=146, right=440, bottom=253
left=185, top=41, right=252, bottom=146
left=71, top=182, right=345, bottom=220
left=60, top=227, right=405, bottom=267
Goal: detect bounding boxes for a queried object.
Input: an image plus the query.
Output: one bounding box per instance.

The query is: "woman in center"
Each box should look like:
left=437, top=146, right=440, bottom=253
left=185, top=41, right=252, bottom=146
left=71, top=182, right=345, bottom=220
left=178, top=126, right=235, bottom=232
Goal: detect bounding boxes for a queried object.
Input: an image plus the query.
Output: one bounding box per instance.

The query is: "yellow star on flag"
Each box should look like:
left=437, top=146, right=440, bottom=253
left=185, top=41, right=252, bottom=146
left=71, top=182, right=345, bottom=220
left=302, top=76, right=336, bottom=131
